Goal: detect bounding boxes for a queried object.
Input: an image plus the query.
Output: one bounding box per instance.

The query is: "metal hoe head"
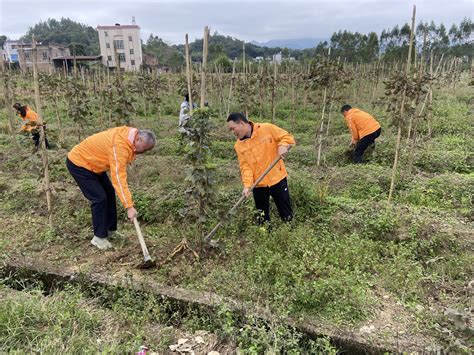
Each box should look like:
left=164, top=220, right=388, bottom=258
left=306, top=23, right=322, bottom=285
left=138, top=255, right=156, bottom=269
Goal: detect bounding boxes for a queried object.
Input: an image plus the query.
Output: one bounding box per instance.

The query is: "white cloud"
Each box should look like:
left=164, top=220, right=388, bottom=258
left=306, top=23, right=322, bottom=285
left=0, top=0, right=472, bottom=44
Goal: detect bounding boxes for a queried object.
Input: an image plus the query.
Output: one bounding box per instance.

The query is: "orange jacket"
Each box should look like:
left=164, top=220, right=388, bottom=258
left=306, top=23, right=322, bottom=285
left=344, top=108, right=381, bottom=141
left=19, top=107, right=39, bottom=132
left=234, top=122, right=296, bottom=188
left=68, top=126, right=137, bottom=208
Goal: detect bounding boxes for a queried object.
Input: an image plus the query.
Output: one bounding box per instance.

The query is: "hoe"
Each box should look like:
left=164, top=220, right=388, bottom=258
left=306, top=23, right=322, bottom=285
left=133, top=217, right=156, bottom=269
left=204, top=148, right=291, bottom=246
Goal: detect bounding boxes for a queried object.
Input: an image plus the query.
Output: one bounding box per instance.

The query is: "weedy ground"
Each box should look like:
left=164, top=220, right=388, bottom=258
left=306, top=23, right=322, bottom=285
left=0, top=74, right=472, bottom=353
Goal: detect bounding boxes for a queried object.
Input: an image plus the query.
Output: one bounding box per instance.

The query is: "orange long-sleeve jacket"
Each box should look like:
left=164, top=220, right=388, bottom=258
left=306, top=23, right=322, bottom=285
left=234, top=122, right=296, bottom=188
left=344, top=108, right=381, bottom=141
left=67, top=126, right=137, bottom=208
left=19, top=107, right=39, bottom=132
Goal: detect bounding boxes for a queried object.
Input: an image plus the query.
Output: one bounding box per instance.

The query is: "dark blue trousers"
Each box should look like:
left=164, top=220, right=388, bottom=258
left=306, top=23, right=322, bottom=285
left=354, top=128, right=381, bottom=163
left=66, top=158, right=117, bottom=238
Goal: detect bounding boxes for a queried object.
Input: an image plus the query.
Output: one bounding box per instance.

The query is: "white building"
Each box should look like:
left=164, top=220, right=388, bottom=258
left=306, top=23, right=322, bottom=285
left=2, top=40, right=21, bottom=63
left=97, top=23, right=142, bottom=71
left=272, top=52, right=282, bottom=64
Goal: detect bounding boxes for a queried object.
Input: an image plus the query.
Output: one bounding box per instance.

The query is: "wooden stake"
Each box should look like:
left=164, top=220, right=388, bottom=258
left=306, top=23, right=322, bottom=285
left=226, top=60, right=236, bottom=118
left=316, top=89, right=328, bottom=167
left=258, top=64, right=264, bottom=119
left=200, top=26, right=209, bottom=107
left=242, top=43, right=248, bottom=117
left=271, top=59, right=277, bottom=124
left=388, top=5, right=416, bottom=203
left=427, top=52, right=434, bottom=138
left=406, top=28, right=428, bottom=146
left=214, top=63, right=224, bottom=119
left=53, top=95, right=64, bottom=145
left=291, top=71, right=296, bottom=130
left=185, top=34, right=193, bottom=114
left=32, top=35, right=53, bottom=227
left=316, top=47, right=332, bottom=165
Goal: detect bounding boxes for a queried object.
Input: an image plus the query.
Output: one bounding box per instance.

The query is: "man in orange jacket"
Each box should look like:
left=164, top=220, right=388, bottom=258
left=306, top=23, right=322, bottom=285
left=13, top=103, right=50, bottom=151
left=341, top=104, right=381, bottom=163
left=66, top=127, right=156, bottom=250
left=227, top=113, right=296, bottom=223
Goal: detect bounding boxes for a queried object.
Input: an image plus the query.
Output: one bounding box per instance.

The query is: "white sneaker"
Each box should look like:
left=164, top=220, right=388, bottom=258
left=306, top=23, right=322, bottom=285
left=91, top=236, right=113, bottom=250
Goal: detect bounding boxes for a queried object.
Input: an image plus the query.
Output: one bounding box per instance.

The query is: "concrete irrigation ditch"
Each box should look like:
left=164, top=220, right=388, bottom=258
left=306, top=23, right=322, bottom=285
left=1, top=256, right=438, bottom=353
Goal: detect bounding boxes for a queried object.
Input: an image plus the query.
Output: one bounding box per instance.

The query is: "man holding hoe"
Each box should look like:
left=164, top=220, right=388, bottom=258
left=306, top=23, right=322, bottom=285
left=227, top=113, right=296, bottom=223
left=66, top=126, right=156, bottom=250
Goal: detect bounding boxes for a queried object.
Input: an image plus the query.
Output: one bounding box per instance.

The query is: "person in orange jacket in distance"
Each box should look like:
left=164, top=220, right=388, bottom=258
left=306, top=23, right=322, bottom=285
left=341, top=104, right=381, bottom=163
left=13, top=103, right=50, bottom=151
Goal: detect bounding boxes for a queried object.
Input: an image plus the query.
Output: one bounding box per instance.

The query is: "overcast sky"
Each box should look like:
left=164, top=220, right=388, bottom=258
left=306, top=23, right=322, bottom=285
left=1, top=0, right=472, bottom=45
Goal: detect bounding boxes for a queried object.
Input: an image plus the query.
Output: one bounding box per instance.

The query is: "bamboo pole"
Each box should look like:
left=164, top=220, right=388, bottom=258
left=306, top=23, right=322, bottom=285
left=371, top=56, right=382, bottom=105
left=226, top=60, right=236, bottom=118
left=214, top=63, right=224, bottom=119
left=271, top=58, right=277, bottom=124
left=185, top=34, right=193, bottom=115
left=388, top=5, right=416, bottom=203
left=32, top=35, right=53, bottom=227
left=291, top=71, right=296, bottom=130
left=325, top=56, right=340, bottom=136
left=242, top=43, right=246, bottom=82
left=427, top=52, right=434, bottom=138
left=155, top=70, right=162, bottom=121
left=406, top=29, right=427, bottom=145
left=200, top=26, right=209, bottom=107
left=406, top=52, right=444, bottom=173
left=242, top=43, right=248, bottom=117
left=53, top=95, right=64, bottom=145
left=316, top=48, right=331, bottom=166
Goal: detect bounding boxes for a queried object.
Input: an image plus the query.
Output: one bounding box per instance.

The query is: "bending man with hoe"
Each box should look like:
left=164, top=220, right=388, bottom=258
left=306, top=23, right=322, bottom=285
left=341, top=104, right=381, bottom=163
left=66, top=127, right=156, bottom=250
left=227, top=113, right=296, bottom=223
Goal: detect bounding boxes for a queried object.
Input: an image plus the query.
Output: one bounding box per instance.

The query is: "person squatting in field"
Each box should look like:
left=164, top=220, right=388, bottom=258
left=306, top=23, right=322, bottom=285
left=341, top=104, right=381, bottom=163
left=227, top=112, right=296, bottom=223
left=13, top=103, right=50, bottom=152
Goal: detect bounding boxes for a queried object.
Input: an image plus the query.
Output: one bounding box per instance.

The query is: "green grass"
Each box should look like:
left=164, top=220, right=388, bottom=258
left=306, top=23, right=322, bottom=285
left=0, top=285, right=143, bottom=353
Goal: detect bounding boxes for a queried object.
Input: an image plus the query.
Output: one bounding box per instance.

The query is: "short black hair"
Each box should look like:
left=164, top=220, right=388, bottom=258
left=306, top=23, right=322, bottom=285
left=13, top=103, right=27, bottom=117
left=227, top=112, right=249, bottom=123
left=184, top=93, right=189, bottom=102
left=341, top=104, right=352, bottom=113
left=13, top=103, right=23, bottom=110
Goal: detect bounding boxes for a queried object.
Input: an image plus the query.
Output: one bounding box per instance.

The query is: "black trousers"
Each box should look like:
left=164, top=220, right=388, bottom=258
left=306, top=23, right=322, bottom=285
left=32, top=127, right=50, bottom=149
left=253, top=177, right=293, bottom=222
left=66, top=158, right=117, bottom=238
left=354, top=128, right=381, bottom=163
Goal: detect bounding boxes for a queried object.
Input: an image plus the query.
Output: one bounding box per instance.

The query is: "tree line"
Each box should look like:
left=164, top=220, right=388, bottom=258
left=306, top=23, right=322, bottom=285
left=1, top=17, right=471, bottom=69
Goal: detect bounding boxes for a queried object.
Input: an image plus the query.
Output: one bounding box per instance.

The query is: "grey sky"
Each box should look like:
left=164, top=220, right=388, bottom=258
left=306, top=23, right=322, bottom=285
left=1, top=0, right=472, bottom=45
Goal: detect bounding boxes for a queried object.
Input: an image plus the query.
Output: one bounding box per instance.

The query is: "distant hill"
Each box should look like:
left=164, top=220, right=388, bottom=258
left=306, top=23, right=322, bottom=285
left=251, top=38, right=327, bottom=50
left=174, top=32, right=284, bottom=61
